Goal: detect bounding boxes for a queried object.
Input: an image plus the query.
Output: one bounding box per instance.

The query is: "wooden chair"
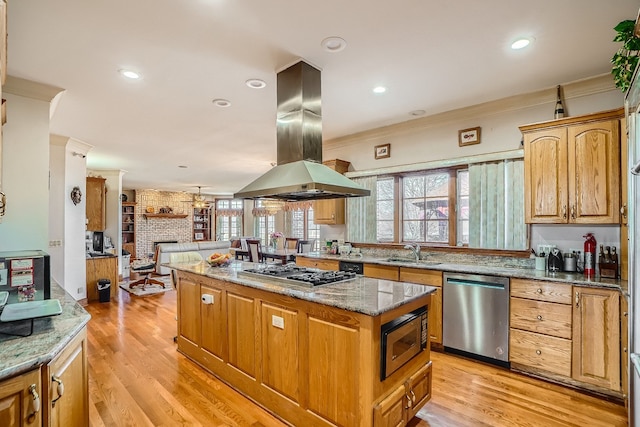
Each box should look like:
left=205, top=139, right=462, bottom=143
left=129, top=245, right=169, bottom=290
left=284, top=238, right=299, bottom=251
left=297, top=239, right=315, bottom=253
left=246, top=239, right=263, bottom=263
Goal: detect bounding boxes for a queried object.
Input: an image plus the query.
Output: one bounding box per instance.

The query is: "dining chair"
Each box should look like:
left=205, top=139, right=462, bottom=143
left=284, top=238, right=299, bottom=251
left=297, top=239, right=315, bottom=253
left=246, top=239, right=263, bottom=262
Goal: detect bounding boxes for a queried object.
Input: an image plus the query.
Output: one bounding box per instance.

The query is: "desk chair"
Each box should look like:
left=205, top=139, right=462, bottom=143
left=129, top=247, right=169, bottom=290
left=284, top=238, right=299, bottom=251
left=246, top=239, right=263, bottom=262
left=297, top=239, right=315, bottom=253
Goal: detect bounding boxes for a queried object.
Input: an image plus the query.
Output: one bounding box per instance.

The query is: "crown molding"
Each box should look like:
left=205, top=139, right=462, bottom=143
left=3, top=75, right=65, bottom=102
left=326, top=74, right=618, bottom=147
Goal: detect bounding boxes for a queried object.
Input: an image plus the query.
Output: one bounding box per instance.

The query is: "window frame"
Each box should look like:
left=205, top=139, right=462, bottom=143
left=214, top=198, right=244, bottom=241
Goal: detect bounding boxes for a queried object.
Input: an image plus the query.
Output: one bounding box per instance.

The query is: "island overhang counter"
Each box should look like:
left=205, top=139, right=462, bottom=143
left=168, top=261, right=437, bottom=427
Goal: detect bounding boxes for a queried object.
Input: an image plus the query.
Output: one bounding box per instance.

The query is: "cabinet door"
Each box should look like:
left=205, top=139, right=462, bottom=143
left=200, top=286, right=225, bottom=360
left=296, top=257, right=339, bottom=271
left=523, top=127, right=568, bottom=223
left=364, top=264, right=399, bottom=281
left=373, top=383, right=406, bottom=427
left=260, top=303, right=299, bottom=402
left=510, top=328, right=572, bottom=377
left=227, top=293, right=256, bottom=378
left=178, top=276, right=201, bottom=345
left=567, top=120, right=620, bottom=224
left=86, top=177, right=106, bottom=231
left=313, top=199, right=345, bottom=225
left=0, top=369, right=41, bottom=427
left=46, top=328, right=88, bottom=427
left=406, top=362, right=432, bottom=421
left=572, top=287, right=620, bottom=390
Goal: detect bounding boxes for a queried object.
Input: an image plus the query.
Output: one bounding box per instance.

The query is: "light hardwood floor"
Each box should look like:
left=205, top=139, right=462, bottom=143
left=85, top=289, right=628, bottom=426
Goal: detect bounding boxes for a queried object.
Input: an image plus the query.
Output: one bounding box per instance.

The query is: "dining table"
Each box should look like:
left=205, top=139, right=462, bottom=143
left=230, top=247, right=296, bottom=264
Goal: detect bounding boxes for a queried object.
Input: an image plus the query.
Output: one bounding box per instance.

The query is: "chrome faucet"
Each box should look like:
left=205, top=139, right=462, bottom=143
left=404, top=243, right=421, bottom=262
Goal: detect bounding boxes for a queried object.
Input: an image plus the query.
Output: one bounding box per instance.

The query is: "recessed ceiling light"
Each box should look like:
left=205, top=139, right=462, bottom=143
left=178, top=165, right=188, bottom=168
left=511, top=38, right=531, bottom=50
left=373, top=86, right=387, bottom=94
left=119, top=69, right=141, bottom=79
left=212, top=98, right=231, bottom=107
left=246, top=79, right=266, bottom=89
left=321, top=36, right=347, bottom=53
left=410, top=110, right=426, bottom=116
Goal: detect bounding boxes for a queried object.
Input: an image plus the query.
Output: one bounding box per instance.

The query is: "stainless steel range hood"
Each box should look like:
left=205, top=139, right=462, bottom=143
left=234, top=61, right=370, bottom=201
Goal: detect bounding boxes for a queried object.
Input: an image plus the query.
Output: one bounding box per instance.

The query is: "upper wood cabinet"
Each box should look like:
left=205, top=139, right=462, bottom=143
left=520, top=109, right=623, bottom=224
left=313, top=159, right=350, bottom=225
left=85, top=177, right=106, bottom=231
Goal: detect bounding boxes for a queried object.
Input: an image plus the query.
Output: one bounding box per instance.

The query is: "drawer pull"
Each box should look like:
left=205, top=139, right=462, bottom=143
left=536, top=288, right=543, bottom=294
left=51, top=375, right=64, bottom=407
left=27, top=384, right=40, bottom=422
left=537, top=315, right=543, bottom=321
left=536, top=350, right=542, bottom=355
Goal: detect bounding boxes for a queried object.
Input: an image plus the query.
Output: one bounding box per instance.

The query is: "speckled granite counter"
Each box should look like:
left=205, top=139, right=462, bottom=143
left=0, top=282, right=91, bottom=380
left=295, top=252, right=626, bottom=292
left=165, top=261, right=437, bottom=316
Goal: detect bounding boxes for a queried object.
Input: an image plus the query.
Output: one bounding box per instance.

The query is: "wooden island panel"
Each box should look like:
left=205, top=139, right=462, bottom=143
left=175, top=270, right=432, bottom=427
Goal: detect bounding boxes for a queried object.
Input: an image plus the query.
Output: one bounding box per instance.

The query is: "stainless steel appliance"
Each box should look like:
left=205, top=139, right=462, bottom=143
left=443, top=272, right=510, bottom=365
left=548, top=248, right=564, bottom=272
left=0, top=250, right=51, bottom=304
left=380, top=307, right=428, bottom=380
left=338, top=260, right=364, bottom=274
left=239, top=265, right=356, bottom=287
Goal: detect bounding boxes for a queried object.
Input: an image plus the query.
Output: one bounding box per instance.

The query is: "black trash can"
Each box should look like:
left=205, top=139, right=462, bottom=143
left=97, top=279, right=111, bottom=302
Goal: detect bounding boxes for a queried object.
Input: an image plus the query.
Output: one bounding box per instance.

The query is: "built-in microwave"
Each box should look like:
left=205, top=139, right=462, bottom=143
left=380, top=307, right=428, bottom=380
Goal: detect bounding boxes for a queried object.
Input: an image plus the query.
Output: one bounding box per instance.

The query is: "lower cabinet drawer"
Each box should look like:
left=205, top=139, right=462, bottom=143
left=510, top=328, right=571, bottom=377
left=510, top=298, right=572, bottom=339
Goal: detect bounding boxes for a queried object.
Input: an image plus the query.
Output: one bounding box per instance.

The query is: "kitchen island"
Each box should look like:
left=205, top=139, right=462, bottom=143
left=169, top=261, right=437, bottom=427
left=0, top=282, right=90, bottom=426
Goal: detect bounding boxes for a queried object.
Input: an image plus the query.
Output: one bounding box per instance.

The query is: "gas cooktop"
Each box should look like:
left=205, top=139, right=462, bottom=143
left=239, top=265, right=357, bottom=287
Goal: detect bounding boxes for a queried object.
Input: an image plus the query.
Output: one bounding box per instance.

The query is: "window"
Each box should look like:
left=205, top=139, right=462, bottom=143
left=253, top=200, right=275, bottom=243
left=215, top=199, right=243, bottom=241
left=290, top=207, right=320, bottom=250
left=457, top=170, right=469, bottom=245
left=402, top=172, right=450, bottom=243
left=376, top=178, right=394, bottom=242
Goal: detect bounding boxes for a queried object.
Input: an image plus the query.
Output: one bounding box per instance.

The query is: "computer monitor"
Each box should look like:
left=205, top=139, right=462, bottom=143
left=92, top=231, right=104, bottom=253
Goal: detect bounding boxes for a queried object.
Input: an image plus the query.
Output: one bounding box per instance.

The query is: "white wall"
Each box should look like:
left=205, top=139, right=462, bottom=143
left=324, top=77, right=625, bottom=251
left=0, top=92, right=51, bottom=251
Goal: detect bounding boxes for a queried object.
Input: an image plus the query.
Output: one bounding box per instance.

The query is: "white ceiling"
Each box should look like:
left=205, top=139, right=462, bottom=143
left=7, top=0, right=639, bottom=196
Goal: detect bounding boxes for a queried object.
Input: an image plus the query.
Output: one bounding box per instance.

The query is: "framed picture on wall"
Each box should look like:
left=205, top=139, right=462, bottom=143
left=194, top=232, right=204, bottom=240
left=458, top=127, right=481, bottom=146
left=374, top=143, right=391, bottom=159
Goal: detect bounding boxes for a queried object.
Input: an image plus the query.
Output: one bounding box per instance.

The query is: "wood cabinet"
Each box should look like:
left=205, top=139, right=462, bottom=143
left=399, top=268, right=442, bottom=345
left=313, top=159, right=350, bottom=225
left=44, top=328, right=88, bottom=427
left=0, top=328, right=88, bottom=427
left=0, top=368, right=41, bottom=427
left=85, top=177, right=106, bottom=231
left=373, top=362, right=432, bottom=427
left=295, top=257, right=339, bottom=271
left=176, top=270, right=432, bottom=427
left=510, top=278, right=623, bottom=395
left=121, top=202, right=136, bottom=259
left=192, top=207, right=211, bottom=241
left=520, top=109, right=623, bottom=224
left=365, top=263, right=399, bottom=281
left=85, top=257, right=118, bottom=302
left=572, top=287, right=620, bottom=391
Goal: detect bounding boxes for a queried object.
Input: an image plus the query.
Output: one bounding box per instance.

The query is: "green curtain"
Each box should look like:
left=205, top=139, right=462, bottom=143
left=346, top=176, right=378, bottom=243
left=468, top=159, right=526, bottom=249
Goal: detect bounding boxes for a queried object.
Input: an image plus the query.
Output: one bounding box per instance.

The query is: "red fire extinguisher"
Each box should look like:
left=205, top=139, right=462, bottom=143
left=583, top=233, right=596, bottom=276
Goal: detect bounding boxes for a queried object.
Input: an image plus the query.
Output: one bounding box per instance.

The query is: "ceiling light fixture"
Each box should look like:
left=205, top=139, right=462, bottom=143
left=511, top=38, right=531, bottom=50
left=373, top=86, right=387, bottom=94
left=246, top=79, right=266, bottom=89
left=178, top=165, right=188, bottom=168
left=118, top=69, right=141, bottom=79
left=321, top=36, right=347, bottom=53
left=212, top=98, right=231, bottom=107
left=410, top=110, right=426, bottom=116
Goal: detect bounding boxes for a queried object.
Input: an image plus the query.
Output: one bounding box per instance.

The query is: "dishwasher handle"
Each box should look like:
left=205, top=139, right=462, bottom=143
left=445, top=277, right=507, bottom=290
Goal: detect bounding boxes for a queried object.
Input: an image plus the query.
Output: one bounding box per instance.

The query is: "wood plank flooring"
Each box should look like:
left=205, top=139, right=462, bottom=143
left=85, top=289, right=628, bottom=426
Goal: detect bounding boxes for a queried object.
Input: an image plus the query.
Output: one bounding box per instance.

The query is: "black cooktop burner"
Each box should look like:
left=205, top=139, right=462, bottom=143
left=239, top=265, right=357, bottom=287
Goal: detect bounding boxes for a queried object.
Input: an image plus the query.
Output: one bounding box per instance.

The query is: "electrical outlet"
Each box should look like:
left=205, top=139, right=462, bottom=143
left=77, top=288, right=83, bottom=295
left=271, top=315, right=284, bottom=329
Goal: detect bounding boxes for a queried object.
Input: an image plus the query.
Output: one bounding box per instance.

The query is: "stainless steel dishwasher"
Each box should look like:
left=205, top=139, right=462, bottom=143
left=443, top=272, right=510, bottom=365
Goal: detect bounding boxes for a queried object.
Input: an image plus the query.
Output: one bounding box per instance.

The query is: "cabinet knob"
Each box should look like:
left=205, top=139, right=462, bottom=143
left=536, top=288, right=543, bottom=294
left=621, top=204, right=627, bottom=219
left=536, top=350, right=542, bottom=356
left=562, top=205, right=567, bottom=219
left=537, top=315, right=543, bottom=321
left=571, top=205, right=576, bottom=220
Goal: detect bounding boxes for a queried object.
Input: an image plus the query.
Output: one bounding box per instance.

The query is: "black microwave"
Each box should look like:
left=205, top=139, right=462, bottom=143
left=0, top=250, right=51, bottom=304
left=380, top=306, right=428, bottom=380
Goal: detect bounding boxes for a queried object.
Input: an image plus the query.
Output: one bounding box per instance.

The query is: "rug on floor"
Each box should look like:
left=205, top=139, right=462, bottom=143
left=119, top=276, right=173, bottom=296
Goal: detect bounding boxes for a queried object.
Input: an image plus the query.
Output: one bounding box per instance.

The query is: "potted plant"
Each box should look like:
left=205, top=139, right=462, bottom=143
left=611, top=19, right=640, bottom=92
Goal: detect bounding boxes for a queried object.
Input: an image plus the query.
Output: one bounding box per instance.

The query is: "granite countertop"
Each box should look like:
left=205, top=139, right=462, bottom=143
left=165, top=261, right=437, bottom=317
left=0, top=282, right=91, bottom=380
left=295, top=252, right=626, bottom=291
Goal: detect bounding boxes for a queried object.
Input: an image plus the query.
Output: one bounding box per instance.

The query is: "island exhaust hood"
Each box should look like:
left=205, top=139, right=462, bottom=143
left=234, top=61, right=370, bottom=201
